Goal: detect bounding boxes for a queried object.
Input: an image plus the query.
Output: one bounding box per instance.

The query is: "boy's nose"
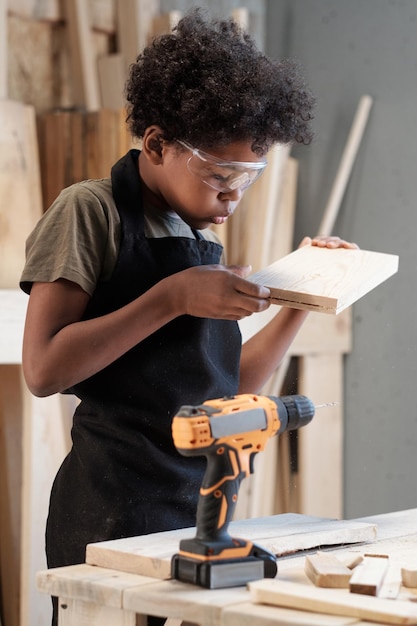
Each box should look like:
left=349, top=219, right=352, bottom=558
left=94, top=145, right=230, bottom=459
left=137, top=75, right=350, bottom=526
left=219, top=186, right=244, bottom=201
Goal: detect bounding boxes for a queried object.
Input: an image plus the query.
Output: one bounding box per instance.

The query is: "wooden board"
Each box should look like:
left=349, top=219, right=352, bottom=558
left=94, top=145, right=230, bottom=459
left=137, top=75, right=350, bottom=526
left=249, top=246, right=399, bottom=315
left=86, top=514, right=377, bottom=580
left=65, top=0, right=100, bottom=111
left=0, top=100, right=43, bottom=287
left=249, top=578, right=417, bottom=625
left=0, top=289, right=28, bottom=364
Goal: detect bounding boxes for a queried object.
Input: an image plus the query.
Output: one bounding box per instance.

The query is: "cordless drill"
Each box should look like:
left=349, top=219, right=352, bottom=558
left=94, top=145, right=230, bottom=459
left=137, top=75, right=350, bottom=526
left=171, top=393, right=315, bottom=588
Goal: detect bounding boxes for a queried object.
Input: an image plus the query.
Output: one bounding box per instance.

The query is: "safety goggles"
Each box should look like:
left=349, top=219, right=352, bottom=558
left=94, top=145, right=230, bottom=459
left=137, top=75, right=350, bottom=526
left=177, top=140, right=267, bottom=193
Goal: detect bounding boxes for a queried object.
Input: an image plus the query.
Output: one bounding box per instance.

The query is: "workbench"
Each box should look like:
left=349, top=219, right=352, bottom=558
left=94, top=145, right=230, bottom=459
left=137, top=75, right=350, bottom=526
left=36, top=508, right=417, bottom=626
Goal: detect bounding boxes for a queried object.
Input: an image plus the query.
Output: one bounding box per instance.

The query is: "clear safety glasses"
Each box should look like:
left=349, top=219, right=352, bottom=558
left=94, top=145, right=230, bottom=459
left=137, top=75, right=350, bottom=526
left=177, top=140, right=267, bottom=193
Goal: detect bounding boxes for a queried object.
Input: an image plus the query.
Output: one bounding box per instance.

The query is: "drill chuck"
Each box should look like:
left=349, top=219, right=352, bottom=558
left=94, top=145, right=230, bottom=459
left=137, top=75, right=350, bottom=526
left=272, top=394, right=316, bottom=434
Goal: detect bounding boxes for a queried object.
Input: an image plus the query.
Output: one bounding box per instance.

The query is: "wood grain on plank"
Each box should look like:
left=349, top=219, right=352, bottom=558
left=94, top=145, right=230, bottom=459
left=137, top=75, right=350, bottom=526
left=249, top=246, right=399, bottom=315
left=86, top=514, right=376, bottom=580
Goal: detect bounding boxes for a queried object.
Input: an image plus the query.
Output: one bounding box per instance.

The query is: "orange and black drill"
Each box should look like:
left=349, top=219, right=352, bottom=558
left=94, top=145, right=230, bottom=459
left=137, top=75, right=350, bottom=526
left=171, top=393, right=315, bottom=588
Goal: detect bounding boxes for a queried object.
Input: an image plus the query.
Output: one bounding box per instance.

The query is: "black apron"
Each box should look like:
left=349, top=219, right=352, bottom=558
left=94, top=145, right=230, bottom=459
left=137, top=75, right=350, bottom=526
left=46, top=150, right=242, bottom=570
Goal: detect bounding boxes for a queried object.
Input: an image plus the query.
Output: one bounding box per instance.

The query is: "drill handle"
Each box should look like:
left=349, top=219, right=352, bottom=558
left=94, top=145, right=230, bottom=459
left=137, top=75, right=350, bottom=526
left=195, top=444, right=247, bottom=542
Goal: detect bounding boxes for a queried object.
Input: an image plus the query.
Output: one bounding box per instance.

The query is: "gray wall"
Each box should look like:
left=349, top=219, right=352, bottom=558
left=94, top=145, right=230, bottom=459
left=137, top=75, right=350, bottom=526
left=266, top=0, right=417, bottom=517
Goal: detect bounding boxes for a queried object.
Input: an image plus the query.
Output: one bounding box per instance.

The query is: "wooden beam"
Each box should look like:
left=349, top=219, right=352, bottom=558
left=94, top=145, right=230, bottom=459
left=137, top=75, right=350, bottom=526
left=249, top=246, right=399, bottom=315
left=318, top=95, right=373, bottom=236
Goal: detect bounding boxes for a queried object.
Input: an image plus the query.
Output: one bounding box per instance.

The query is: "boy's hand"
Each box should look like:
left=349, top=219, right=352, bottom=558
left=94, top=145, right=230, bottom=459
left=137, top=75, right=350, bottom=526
left=175, top=264, right=271, bottom=321
left=299, top=235, right=359, bottom=249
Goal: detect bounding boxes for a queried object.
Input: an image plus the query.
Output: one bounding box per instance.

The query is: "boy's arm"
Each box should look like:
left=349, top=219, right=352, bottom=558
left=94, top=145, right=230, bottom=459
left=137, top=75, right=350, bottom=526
left=22, top=278, right=180, bottom=397
left=238, top=306, right=308, bottom=393
left=22, top=265, right=270, bottom=397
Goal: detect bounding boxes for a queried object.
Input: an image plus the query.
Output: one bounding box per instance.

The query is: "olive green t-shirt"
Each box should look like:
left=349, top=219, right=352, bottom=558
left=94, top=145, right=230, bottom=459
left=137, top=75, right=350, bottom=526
left=20, top=178, right=223, bottom=296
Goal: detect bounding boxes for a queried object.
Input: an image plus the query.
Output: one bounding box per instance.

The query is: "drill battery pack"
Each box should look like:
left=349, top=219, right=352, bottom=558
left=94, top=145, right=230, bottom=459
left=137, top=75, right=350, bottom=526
left=171, top=543, right=277, bottom=589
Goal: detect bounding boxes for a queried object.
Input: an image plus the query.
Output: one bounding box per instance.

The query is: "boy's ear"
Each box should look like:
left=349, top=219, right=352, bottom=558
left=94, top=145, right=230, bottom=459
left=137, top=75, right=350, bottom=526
left=142, top=126, right=165, bottom=164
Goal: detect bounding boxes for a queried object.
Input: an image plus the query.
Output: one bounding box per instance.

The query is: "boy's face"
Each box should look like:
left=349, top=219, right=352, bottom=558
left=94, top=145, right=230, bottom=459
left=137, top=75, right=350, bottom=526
left=141, top=133, right=267, bottom=231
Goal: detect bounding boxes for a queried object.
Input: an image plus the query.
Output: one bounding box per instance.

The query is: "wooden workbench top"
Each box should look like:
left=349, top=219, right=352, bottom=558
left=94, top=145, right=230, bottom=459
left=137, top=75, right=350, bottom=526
left=36, top=509, right=417, bottom=626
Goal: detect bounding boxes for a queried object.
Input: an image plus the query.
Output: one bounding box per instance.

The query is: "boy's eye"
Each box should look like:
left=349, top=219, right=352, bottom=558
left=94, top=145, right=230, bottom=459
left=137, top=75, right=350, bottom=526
left=212, top=173, right=229, bottom=183
left=201, top=166, right=233, bottom=183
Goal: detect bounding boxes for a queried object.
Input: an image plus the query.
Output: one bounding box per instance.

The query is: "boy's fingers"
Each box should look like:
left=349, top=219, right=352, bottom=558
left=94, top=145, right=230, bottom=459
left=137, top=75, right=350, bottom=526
left=227, top=264, right=252, bottom=278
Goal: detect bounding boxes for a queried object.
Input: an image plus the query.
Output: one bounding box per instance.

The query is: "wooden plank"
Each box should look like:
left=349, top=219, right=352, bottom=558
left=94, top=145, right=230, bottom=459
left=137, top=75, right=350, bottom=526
left=151, top=11, right=181, bottom=38
left=269, top=156, right=299, bottom=260
left=0, top=365, right=24, bottom=626
left=0, top=101, right=43, bottom=286
left=232, top=156, right=297, bottom=519
left=305, top=552, right=352, bottom=588
left=123, top=577, right=249, bottom=626
left=90, top=0, right=115, bottom=33
left=249, top=578, right=417, bottom=625
left=249, top=246, right=399, bottom=315
left=8, top=0, right=115, bottom=31
left=20, top=390, right=75, bottom=626
left=65, top=0, right=100, bottom=111
left=231, top=8, right=249, bottom=30
left=37, top=110, right=73, bottom=210
left=297, top=353, right=343, bottom=517
left=233, top=144, right=290, bottom=271
left=349, top=555, right=389, bottom=596
left=1, top=0, right=7, bottom=99
left=116, top=0, right=160, bottom=71
left=36, top=563, right=157, bottom=607
left=70, top=109, right=87, bottom=183
left=0, top=290, right=27, bottom=364
left=7, top=0, right=60, bottom=21
left=86, top=108, right=121, bottom=179
left=222, top=601, right=361, bottom=626
left=318, top=96, right=373, bottom=236
left=58, top=598, right=137, bottom=626
left=97, top=53, right=126, bottom=109
left=86, top=514, right=376, bottom=580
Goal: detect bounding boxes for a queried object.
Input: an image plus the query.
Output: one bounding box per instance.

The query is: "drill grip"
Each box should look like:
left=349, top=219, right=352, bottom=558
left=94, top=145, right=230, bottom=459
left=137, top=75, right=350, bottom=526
left=195, top=443, right=245, bottom=542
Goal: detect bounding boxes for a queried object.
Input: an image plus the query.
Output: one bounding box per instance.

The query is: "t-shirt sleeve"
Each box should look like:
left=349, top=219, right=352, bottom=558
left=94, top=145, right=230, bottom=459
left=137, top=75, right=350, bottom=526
left=20, top=182, right=112, bottom=296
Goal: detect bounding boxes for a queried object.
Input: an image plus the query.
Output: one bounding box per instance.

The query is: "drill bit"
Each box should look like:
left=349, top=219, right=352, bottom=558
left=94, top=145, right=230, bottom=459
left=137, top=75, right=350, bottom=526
left=315, top=401, right=340, bottom=410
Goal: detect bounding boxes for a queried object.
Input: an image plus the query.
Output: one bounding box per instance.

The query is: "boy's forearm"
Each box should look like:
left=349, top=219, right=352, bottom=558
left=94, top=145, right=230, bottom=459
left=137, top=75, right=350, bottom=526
left=238, top=307, right=309, bottom=394
left=23, top=276, right=183, bottom=397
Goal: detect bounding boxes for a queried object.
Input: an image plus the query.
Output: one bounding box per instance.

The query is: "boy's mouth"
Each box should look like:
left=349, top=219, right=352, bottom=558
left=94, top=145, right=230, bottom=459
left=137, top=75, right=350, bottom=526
left=212, top=215, right=230, bottom=225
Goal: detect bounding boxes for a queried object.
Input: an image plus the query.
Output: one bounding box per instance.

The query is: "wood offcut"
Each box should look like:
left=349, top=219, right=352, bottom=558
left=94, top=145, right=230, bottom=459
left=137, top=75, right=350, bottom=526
left=305, top=552, right=352, bottom=588
left=349, top=554, right=389, bottom=596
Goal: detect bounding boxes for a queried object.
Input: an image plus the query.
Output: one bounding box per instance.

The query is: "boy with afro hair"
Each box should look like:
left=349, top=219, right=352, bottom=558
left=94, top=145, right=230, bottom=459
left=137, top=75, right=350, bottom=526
left=20, top=8, right=356, bottom=625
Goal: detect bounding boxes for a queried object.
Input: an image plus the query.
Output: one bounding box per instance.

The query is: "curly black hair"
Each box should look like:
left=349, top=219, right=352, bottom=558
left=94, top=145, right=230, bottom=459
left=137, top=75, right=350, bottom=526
left=125, top=8, right=315, bottom=155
